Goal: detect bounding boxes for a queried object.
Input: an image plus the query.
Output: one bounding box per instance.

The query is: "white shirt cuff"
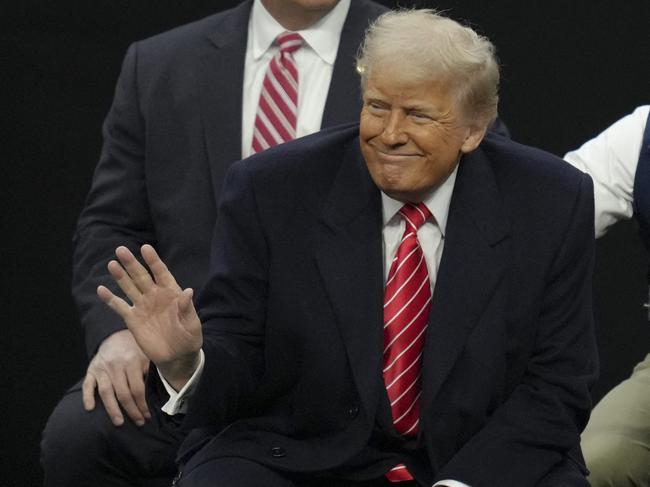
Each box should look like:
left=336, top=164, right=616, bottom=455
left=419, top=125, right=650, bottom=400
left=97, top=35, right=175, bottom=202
left=433, top=480, right=471, bottom=487
left=159, top=349, right=205, bottom=415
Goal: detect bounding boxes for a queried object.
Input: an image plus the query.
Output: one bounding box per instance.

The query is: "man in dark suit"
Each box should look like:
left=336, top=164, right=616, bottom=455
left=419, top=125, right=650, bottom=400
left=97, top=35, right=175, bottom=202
left=40, top=1, right=387, bottom=485
left=99, top=9, right=597, bottom=486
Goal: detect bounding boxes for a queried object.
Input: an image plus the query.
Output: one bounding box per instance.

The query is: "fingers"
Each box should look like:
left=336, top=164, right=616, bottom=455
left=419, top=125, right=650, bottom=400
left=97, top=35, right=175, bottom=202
left=178, top=288, right=195, bottom=316
left=102, top=246, right=178, bottom=307
left=83, top=364, right=125, bottom=426
left=97, top=285, right=133, bottom=319
left=178, top=288, right=202, bottom=334
left=106, top=260, right=143, bottom=305
left=141, top=244, right=179, bottom=289
left=82, top=373, right=97, bottom=412
left=115, top=246, right=155, bottom=293
left=111, top=370, right=147, bottom=426
left=91, top=366, right=149, bottom=427
left=84, top=332, right=153, bottom=427
left=125, top=364, right=151, bottom=421
left=95, top=371, right=125, bottom=426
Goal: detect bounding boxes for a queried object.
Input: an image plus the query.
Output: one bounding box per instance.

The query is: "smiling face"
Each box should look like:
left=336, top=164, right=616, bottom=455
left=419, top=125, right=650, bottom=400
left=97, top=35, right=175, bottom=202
left=359, top=71, right=487, bottom=203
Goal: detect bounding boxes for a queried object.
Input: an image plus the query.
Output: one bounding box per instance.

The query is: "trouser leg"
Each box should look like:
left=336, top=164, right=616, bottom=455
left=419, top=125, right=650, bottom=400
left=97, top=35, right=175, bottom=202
left=41, top=380, right=185, bottom=487
left=581, top=353, right=650, bottom=487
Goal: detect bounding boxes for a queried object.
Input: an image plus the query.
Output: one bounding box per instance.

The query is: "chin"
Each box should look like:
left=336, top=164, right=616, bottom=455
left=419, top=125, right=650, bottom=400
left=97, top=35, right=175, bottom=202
left=378, top=186, right=411, bottom=203
left=298, top=0, right=340, bottom=11
left=382, top=181, right=428, bottom=203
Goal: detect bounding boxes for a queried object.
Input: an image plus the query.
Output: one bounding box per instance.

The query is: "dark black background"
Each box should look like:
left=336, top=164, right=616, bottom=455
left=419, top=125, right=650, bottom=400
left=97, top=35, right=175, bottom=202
left=6, top=1, right=650, bottom=485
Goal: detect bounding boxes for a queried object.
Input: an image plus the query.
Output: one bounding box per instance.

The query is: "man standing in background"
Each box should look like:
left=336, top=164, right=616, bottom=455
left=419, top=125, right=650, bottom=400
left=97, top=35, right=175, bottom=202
left=565, top=105, right=650, bottom=487
left=40, top=1, right=387, bottom=485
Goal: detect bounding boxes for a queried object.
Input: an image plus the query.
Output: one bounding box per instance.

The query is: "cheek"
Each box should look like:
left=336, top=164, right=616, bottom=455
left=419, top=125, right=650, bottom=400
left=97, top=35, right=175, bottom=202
left=407, top=160, right=436, bottom=186
left=418, top=154, right=459, bottom=190
left=359, top=111, right=383, bottom=138
left=358, top=116, right=371, bottom=140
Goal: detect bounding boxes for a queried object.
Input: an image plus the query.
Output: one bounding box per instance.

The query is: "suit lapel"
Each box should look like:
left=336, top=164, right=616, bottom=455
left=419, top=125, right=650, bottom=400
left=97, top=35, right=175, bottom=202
left=321, top=0, right=371, bottom=128
left=315, top=140, right=385, bottom=422
left=420, top=147, right=511, bottom=413
left=197, top=1, right=251, bottom=201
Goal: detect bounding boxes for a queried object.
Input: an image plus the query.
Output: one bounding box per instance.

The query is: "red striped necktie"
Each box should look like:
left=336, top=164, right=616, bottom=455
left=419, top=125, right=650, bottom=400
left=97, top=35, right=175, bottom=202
left=383, top=202, right=433, bottom=482
left=251, top=31, right=302, bottom=154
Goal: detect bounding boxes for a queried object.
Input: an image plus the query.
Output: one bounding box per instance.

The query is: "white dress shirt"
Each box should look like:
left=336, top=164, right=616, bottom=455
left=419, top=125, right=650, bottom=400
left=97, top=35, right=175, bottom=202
left=564, top=105, right=649, bottom=238
left=382, top=167, right=458, bottom=288
left=240, top=0, right=351, bottom=158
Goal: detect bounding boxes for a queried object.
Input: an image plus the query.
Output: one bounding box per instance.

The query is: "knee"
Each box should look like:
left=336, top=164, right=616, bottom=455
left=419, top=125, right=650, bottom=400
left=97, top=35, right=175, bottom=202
left=582, top=433, right=650, bottom=487
left=41, top=387, right=113, bottom=480
left=42, top=390, right=104, bottom=457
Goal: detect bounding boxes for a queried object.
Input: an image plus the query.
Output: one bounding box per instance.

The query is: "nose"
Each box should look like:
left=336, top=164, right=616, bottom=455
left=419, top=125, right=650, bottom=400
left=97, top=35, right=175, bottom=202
left=380, top=110, right=408, bottom=146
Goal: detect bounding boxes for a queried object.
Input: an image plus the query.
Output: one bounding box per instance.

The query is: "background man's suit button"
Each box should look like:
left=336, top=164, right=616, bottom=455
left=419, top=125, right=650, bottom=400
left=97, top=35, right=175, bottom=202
left=346, top=405, right=360, bottom=419
left=269, top=446, right=286, bottom=458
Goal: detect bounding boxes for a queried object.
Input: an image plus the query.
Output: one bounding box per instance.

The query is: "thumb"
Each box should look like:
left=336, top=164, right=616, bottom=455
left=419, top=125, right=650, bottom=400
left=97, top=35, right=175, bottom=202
left=178, top=288, right=196, bottom=319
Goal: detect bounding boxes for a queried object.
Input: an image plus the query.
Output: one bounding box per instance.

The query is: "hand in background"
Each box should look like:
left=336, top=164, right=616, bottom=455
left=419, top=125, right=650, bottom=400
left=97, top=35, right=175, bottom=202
left=82, top=329, right=150, bottom=426
left=97, top=244, right=203, bottom=392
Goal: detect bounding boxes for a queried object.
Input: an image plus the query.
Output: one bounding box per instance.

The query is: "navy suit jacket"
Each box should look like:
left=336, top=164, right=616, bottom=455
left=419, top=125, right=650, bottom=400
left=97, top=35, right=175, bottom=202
left=72, top=0, right=387, bottom=356
left=182, top=123, right=597, bottom=486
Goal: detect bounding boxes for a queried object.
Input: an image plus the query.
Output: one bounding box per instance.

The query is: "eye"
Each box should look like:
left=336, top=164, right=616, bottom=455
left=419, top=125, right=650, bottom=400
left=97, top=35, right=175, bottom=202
left=409, top=111, right=432, bottom=122
left=366, top=100, right=388, bottom=113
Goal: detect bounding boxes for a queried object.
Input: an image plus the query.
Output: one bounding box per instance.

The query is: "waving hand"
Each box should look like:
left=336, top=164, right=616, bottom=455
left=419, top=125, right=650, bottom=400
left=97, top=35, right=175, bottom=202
left=97, top=244, right=202, bottom=391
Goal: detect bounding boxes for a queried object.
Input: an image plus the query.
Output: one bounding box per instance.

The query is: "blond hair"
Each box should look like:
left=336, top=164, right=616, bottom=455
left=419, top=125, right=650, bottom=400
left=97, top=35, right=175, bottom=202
left=356, top=9, right=499, bottom=125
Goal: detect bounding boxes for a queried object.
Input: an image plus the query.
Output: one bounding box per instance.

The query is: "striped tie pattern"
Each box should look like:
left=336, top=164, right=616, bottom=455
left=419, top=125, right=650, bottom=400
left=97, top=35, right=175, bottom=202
left=251, top=31, right=302, bottom=154
left=383, top=202, right=433, bottom=482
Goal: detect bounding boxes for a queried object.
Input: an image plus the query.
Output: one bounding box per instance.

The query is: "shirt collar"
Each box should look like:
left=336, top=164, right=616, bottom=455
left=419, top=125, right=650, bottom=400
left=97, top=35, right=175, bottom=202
left=250, top=0, right=351, bottom=65
left=381, top=165, right=459, bottom=237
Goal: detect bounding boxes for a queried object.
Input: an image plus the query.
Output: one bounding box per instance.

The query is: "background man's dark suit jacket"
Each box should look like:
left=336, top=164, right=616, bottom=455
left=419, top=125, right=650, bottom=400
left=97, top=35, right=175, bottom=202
left=72, top=0, right=387, bottom=357
left=172, top=123, right=598, bottom=486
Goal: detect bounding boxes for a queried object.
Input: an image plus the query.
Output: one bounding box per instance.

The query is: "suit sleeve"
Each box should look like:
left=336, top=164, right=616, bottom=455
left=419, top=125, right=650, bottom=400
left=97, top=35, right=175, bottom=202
left=72, top=42, right=156, bottom=357
left=182, top=161, right=267, bottom=430
left=436, top=173, right=598, bottom=486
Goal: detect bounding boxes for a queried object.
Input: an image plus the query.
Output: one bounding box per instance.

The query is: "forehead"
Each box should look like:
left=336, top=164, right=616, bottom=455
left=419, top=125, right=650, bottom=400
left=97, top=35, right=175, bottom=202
left=364, top=70, right=457, bottom=107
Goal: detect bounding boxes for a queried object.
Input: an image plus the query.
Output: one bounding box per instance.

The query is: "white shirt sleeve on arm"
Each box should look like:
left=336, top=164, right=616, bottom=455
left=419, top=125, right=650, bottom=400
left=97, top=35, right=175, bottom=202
left=159, top=349, right=205, bottom=415
left=433, top=480, right=470, bottom=487
left=564, top=105, right=649, bottom=238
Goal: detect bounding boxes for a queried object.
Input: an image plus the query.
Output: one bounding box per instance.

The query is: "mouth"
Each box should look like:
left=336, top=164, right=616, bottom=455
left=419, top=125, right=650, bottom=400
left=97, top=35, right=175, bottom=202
left=374, top=150, right=422, bottom=164
left=366, top=140, right=422, bottom=158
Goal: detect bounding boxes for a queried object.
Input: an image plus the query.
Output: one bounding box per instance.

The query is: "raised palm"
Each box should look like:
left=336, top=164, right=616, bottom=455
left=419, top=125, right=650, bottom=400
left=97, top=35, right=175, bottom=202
left=97, top=244, right=202, bottom=389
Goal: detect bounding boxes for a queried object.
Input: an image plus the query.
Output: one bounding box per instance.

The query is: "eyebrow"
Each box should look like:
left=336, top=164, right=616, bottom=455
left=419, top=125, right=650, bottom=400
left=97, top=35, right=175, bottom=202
left=362, top=90, right=384, bottom=100
left=363, top=91, right=446, bottom=117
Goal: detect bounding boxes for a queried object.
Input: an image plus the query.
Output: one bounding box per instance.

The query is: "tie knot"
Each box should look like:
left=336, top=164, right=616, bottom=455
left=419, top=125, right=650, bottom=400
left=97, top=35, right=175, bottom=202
left=399, top=203, right=431, bottom=230
left=276, top=31, right=302, bottom=54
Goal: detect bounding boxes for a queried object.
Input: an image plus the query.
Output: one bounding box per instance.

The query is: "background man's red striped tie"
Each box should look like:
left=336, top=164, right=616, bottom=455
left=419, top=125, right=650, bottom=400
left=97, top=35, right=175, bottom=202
left=383, top=202, right=433, bottom=482
left=251, top=31, right=302, bottom=154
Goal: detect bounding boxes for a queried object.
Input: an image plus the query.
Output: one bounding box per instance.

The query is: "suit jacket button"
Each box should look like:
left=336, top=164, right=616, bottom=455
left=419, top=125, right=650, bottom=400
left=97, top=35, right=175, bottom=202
left=269, top=446, right=286, bottom=458
left=346, top=405, right=359, bottom=419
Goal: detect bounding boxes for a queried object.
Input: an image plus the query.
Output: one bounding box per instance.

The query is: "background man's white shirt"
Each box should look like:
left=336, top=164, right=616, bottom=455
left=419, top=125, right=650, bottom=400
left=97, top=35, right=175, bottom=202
left=564, top=105, right=649, bottom=237
left=241, top=0, right=351, bottom=158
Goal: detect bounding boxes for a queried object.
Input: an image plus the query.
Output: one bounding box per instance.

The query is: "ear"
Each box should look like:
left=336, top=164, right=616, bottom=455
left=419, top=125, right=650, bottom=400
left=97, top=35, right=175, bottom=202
left=460, top=124, right=487, bottom=154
